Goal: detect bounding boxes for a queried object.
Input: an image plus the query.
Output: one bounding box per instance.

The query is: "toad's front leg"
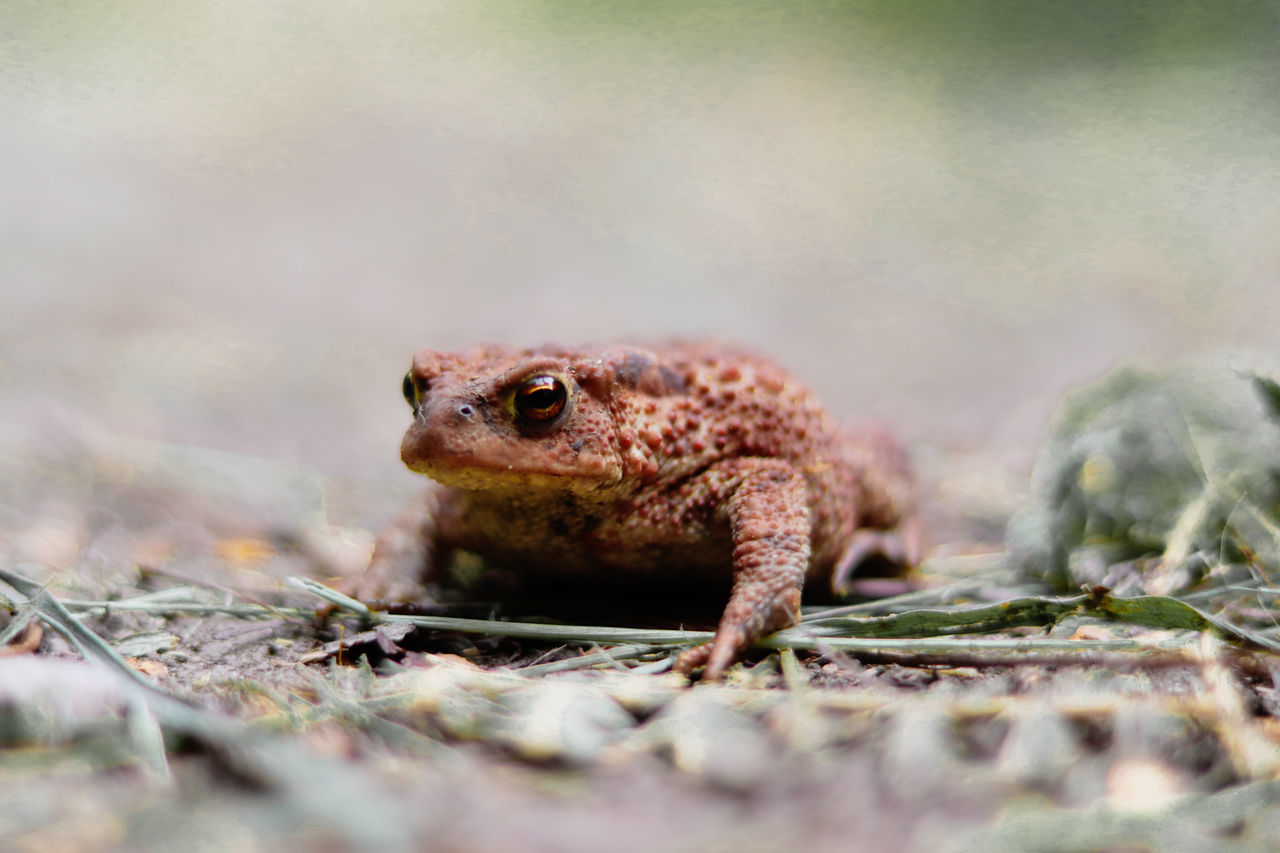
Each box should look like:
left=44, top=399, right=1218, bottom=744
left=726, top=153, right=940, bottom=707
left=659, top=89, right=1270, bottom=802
left=674, top=460, right=810, bottom=681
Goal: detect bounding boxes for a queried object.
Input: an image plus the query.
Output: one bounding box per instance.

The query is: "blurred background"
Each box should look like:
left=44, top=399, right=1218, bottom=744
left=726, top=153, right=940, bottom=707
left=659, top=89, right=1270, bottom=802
left=3, top=1, right=1279, bottom=566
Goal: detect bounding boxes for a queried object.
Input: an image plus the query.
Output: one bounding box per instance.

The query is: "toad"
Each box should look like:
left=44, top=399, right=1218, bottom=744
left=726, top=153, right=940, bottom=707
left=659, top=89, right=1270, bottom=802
left=350, top=342, right=917, bottom=680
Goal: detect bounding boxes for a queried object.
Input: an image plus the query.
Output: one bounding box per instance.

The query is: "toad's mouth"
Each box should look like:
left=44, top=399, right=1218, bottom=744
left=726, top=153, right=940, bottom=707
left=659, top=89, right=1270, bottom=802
left=399, top=420, right=624, bottom=493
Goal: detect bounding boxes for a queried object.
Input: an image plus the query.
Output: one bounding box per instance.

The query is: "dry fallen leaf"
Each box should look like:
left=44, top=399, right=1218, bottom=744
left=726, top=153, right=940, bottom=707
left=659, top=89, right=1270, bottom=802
left=0, top=620, right=42, bottom=656
left=216, top=537, right=277, bottom=565
left=1069, top=625, right=1113, bottom=641
left=127, top=657, right=170, bottom=680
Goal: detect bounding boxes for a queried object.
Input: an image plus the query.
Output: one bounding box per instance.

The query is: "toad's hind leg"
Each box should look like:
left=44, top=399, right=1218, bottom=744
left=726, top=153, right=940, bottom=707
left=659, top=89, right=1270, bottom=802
left=674, top=461, right=810, bottom=680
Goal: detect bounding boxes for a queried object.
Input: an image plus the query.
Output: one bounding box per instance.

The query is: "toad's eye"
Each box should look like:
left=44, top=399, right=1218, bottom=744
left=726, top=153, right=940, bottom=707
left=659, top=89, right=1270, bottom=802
left=514, top=374, right=567, bottom=424
left=402, top=371, right=417, bottom=409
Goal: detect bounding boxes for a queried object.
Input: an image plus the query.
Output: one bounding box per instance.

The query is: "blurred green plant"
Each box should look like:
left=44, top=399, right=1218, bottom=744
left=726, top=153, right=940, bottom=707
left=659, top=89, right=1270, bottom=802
left=1008, top=363, right=1280, bottom=597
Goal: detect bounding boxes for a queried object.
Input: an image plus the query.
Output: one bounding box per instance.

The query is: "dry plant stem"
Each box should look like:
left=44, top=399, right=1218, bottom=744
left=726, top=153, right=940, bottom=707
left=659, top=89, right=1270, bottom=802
left=291, top=577, right=1280, bottom=672
left=826, top=648, right=1203, bottom=671
left=139, top=563, right=289, bottom=608
left=61, top=600, right=314, bottom=618
left=1200, top=634, right=1280, bottom=779
left=515, top=643, right=669, bottom=675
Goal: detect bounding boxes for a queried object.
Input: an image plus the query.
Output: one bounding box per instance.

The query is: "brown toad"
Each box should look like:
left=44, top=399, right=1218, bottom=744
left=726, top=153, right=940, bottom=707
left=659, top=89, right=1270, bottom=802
left=352, top=342, right=917, bottom=680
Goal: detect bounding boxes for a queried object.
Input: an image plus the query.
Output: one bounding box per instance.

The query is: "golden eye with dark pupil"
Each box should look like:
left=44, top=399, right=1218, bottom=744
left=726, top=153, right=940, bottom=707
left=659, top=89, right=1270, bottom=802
left=514, top=375, right=567, bottom=423
left=402, top=371, right=417, bottom=408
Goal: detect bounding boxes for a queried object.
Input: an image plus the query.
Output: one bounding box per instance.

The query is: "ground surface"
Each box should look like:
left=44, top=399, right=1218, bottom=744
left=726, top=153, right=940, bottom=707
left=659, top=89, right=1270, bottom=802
left=5, top=3, right=1280, bottom=851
